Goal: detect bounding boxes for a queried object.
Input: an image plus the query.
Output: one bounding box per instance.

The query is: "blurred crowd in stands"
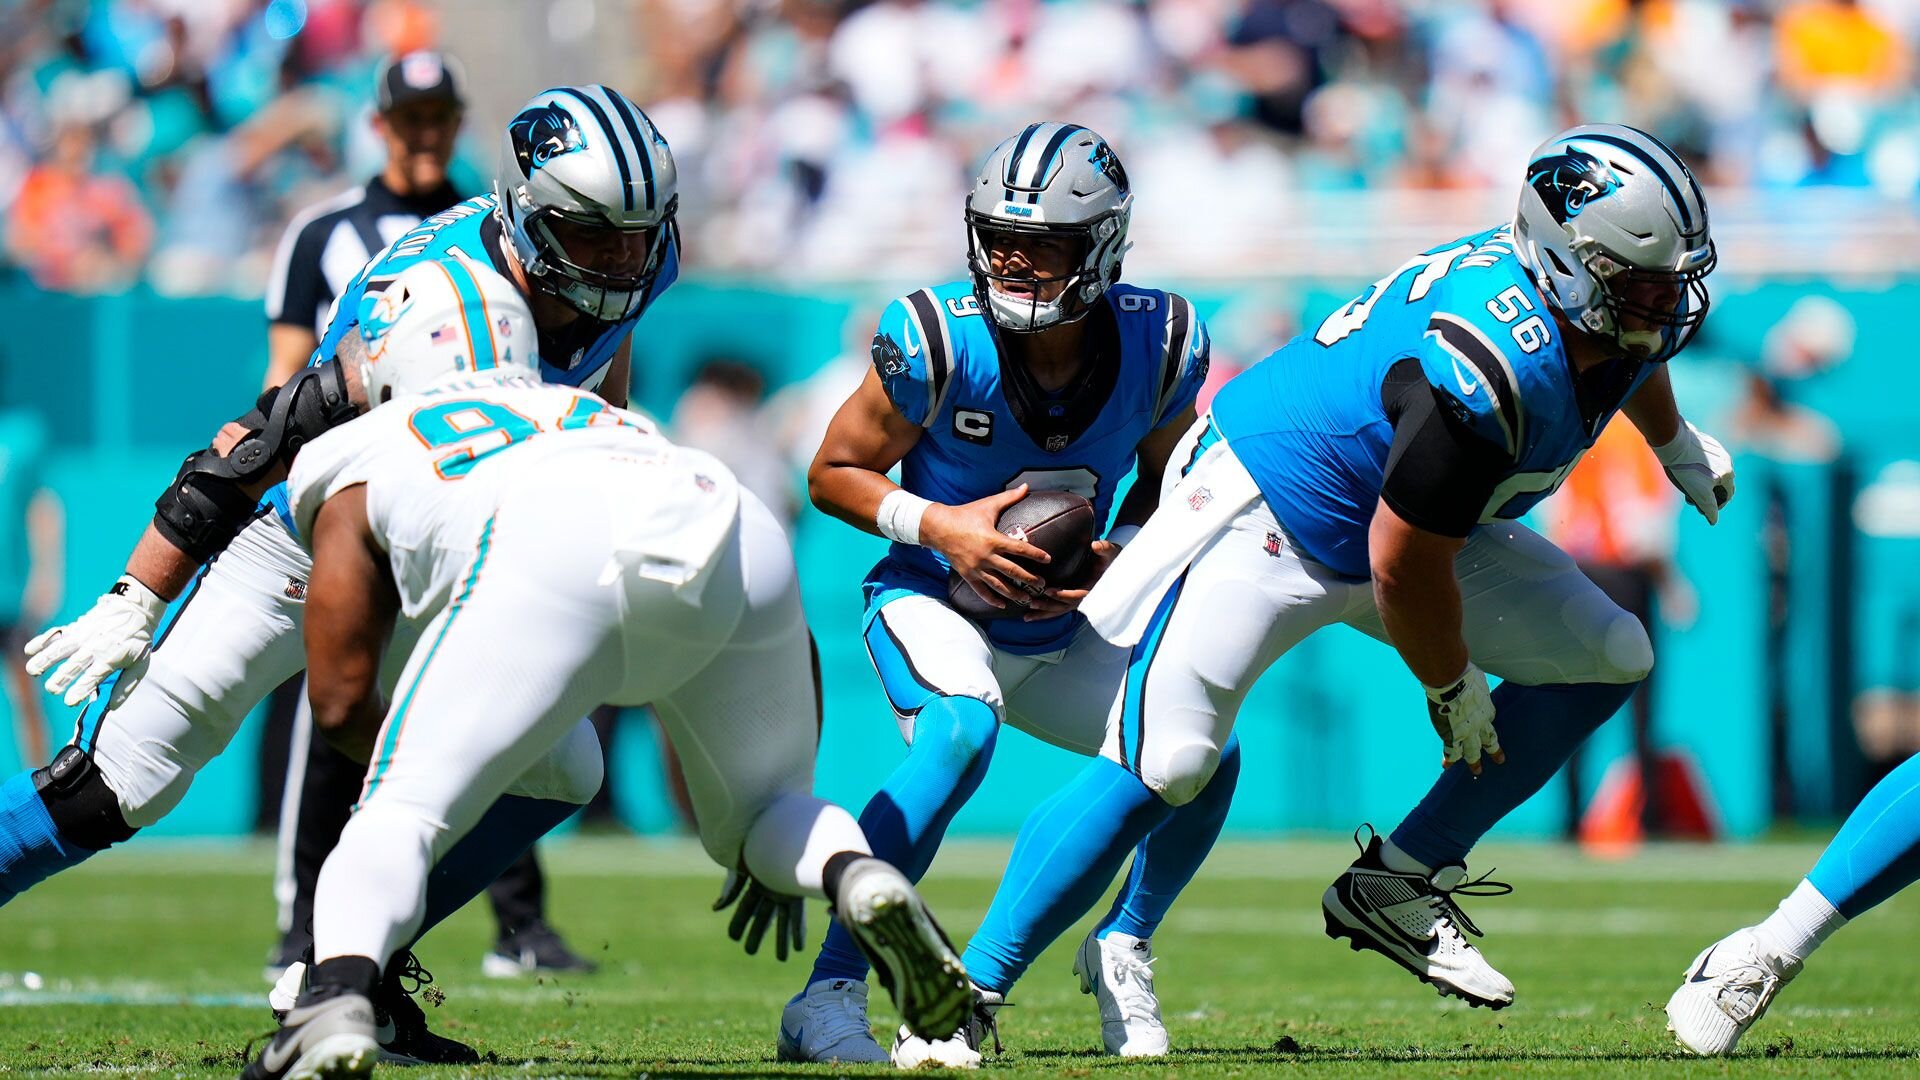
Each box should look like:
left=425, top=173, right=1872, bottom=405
left=4, top=0, right=1919, bottom=293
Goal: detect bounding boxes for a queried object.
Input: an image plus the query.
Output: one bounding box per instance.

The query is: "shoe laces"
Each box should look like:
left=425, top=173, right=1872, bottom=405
left=970, top=996, right=1004, bottom=1055
left=1350, top=824, right=1511, bottom=940
left=1103, top=951, right=1160, bottom=1021
left=806, top=987, right=875, bottom=1047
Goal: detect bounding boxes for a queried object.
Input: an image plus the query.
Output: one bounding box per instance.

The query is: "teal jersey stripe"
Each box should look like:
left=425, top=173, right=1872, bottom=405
left=360, top=514, right=497, bottom=804
left=436, top=257, right=500, bottom=372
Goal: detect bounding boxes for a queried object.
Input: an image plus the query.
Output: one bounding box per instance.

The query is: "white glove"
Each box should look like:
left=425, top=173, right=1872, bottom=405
left=23, top=577, right=167, bottom=708
left=712, top=868, right=805, bottom=961
left=1652, top=421, right=1736, bottom=525
left=1425, top=663, right=1502, bottom=772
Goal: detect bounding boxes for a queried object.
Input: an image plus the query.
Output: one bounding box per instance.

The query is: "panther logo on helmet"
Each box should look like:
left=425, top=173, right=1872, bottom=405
left=1088, top=141, right=1129, bottom=194
left=509, top=104, right=588, bottom=177
left=1527, top=149, right=1620, bottom=225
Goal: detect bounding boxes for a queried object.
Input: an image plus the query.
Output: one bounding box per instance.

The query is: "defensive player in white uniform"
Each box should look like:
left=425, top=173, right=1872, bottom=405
left=241, top=260, right=970, bottom=1080
left=0, top=85, right=678, bottom=1062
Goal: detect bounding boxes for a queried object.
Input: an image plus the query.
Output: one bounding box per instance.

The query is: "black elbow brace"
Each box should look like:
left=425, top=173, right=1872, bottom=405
left=152, top=360, right=356, bottom=563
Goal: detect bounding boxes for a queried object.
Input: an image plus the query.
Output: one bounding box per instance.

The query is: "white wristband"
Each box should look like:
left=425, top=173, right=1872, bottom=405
left=876, top=489, right=933, bottom=546
left=1105, top=524, right=1141, bottom=548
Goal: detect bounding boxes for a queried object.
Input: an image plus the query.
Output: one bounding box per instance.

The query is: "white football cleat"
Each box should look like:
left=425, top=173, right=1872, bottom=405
left=890, top=988, right=1002, bottom=1070
left=1321, top=826, right=1516, bottom=1009
left=1666, top=927, right=1801, bottom=1056
left=1073, top=930, right=1169, bottom=1057
left=776, top=978, right=890, bottom=1064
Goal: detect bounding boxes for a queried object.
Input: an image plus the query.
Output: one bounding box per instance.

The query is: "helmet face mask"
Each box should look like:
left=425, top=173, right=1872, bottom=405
left=517, top=198, right=678, bottom=323
left=1514, top=124, right=1715, bottom=364
left=494, top=86, right=679, bottom=325
left=965, top=123, right=1132, bottom=334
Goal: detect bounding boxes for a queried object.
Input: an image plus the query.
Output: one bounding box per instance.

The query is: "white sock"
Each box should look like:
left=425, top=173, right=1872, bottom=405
left=1380, top=837, right=1435, bottom=876
left=1755, top=878, right=1847, bottom=965
left=741, top=791, right=870, bottom=899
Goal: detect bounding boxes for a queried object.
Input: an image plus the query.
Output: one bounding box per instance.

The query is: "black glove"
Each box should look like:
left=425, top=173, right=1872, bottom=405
left=712, top=868, right=805, bottom=960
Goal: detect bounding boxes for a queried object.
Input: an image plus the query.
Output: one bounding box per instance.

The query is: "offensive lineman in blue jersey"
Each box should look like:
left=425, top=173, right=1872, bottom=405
left=4, top=86, right=680, bottom=1064
left=926, top=123, right=1737, bottom=1039
left=781, top=124, right=1237, bottom=1066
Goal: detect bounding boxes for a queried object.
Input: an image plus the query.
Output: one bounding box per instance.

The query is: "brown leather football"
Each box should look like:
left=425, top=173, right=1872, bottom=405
left=946, top=489, right=1096, bottom=621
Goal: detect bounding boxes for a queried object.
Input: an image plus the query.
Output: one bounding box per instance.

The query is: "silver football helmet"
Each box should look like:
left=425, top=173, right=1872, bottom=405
left=1514, top=123, right=1715, bottom=362
left=966, top=122, right=1133, bottom=332
left=494, top=85, right=678, bottom=323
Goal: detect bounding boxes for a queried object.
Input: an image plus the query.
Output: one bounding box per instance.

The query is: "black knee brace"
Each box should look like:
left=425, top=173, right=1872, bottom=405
left=33, top=746, right=138, bottom=850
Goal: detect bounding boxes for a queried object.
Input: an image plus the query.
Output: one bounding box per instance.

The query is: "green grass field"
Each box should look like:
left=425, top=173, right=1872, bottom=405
left=3, top=837, right=1917, bottom=1078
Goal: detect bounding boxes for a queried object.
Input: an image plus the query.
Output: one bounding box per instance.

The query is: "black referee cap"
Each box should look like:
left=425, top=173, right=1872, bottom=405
left=376, top=51, right=466, bottom=113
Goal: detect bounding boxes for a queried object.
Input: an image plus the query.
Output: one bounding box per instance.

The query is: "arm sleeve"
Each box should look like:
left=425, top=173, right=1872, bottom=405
left=267, top=216, right=332, bottom=329
left=869, top=296, right=942, bottom=428
left=1378, top=357, right=1516, bottom=538
left=1155, top=293, right=1210, bottom=426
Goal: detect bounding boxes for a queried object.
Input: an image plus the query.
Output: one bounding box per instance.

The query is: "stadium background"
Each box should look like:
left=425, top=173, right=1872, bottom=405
left=1, top=0, right=1918, bottom=850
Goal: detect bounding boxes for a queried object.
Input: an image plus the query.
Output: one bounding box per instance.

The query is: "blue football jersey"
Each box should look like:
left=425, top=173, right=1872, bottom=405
left=264, top=194, right=680, bottom=530
left=867, top=280, right=1209, bottom=654
left=1210, top=224, right=1653, bottom=580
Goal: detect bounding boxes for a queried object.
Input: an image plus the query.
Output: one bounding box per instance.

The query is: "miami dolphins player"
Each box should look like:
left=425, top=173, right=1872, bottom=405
left=782, top=123, right=1239, bottom=1067
left=924, top=123, right=1735, bottom=1041
left=2, top=86, right=676, bottom=1060
left=1666, top=757, right=1920, bottom=1053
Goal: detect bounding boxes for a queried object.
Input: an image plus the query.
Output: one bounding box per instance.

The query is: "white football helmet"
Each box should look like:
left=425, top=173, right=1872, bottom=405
left=966, top=122, right=1133, bottom=332
left=494, top=85, right=679, bottom=323
left=356, top=253, right=539, bottom=403
left=1514, top=123, right=1715, bottom=362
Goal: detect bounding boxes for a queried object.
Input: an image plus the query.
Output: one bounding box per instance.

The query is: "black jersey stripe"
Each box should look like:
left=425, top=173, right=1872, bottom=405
left=599, top=86, right=657, bottom=212
left=1427, top=312, right=1523, bottom=456
left=904, top=289, right=950, bottom=424
left=553, top=86, right=633, bottom=212
left=1159, top=293, right=1191, bottom=412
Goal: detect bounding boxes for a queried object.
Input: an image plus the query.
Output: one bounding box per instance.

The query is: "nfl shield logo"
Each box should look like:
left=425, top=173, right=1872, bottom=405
left=1187, top=486, right=1213, bottom=511
left=284, top=577, right=308, bottom=601
left=495, top=315, right=513, bottom=338
left=1045, top=434, right=1069, bottom=452
left=1264, top=531, right=1282, bottom=557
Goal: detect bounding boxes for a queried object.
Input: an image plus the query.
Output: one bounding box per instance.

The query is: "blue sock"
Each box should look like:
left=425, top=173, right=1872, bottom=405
left=1808, top=752, right=1920, bottom=919
left=1097, top=734, right=1240, bottom=941
left=808, top=695, right=1000, bottom=987
left=1391, top=679, right=1637, bottom=868
left=0, top=770, right=98, bottom=906
left=412, top=795, right=580, bottom=940
left=962, top=757, right=1173, bottom=995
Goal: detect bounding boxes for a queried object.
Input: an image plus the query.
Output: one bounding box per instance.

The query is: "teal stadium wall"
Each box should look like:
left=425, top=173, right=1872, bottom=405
left=2, top=277, right=1914, bottom=840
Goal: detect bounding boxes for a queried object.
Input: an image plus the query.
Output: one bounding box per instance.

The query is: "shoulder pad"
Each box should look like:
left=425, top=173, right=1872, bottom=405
left=1418, top=310, right=1525, bottom=457
left=870, top=291, right=956, bottom=428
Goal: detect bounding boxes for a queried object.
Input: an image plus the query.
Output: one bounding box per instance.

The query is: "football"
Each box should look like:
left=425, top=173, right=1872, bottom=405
left=946, top=489, right=1097, bottom=620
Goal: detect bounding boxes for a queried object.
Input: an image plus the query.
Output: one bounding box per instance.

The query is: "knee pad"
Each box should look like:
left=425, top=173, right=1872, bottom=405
left=33, top=747, right=138, bottom=850
left=1144, top=738, right=1223, bottom=809
left=1600, top=611, right=1654, bottom=685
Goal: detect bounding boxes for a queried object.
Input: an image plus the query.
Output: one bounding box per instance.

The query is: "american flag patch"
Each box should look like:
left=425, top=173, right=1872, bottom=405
left=430, top=324, right=455, bottom=344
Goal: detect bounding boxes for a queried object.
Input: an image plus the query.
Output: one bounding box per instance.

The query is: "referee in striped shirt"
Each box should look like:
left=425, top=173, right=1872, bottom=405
left=262, top=51, right=594, bottom=979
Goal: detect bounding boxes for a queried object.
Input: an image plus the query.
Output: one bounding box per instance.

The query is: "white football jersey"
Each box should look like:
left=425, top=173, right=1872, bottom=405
left=287, top=376, right=738, bottom=620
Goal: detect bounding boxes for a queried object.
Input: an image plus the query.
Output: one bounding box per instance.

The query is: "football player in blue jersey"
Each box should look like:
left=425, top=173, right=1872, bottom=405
left=2, top=86, right=680, bottom=1063
left=780, top=123, right=1237, bottom=1066
left=918, top=123, right=1736, bottom=1044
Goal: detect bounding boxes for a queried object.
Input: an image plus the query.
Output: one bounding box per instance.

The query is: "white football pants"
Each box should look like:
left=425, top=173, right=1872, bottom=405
left=85, top=515, right=602, bottom=829
left=1098, top=418, right=1655, bottom=806
left=314, top=472, right=865, bottom=969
